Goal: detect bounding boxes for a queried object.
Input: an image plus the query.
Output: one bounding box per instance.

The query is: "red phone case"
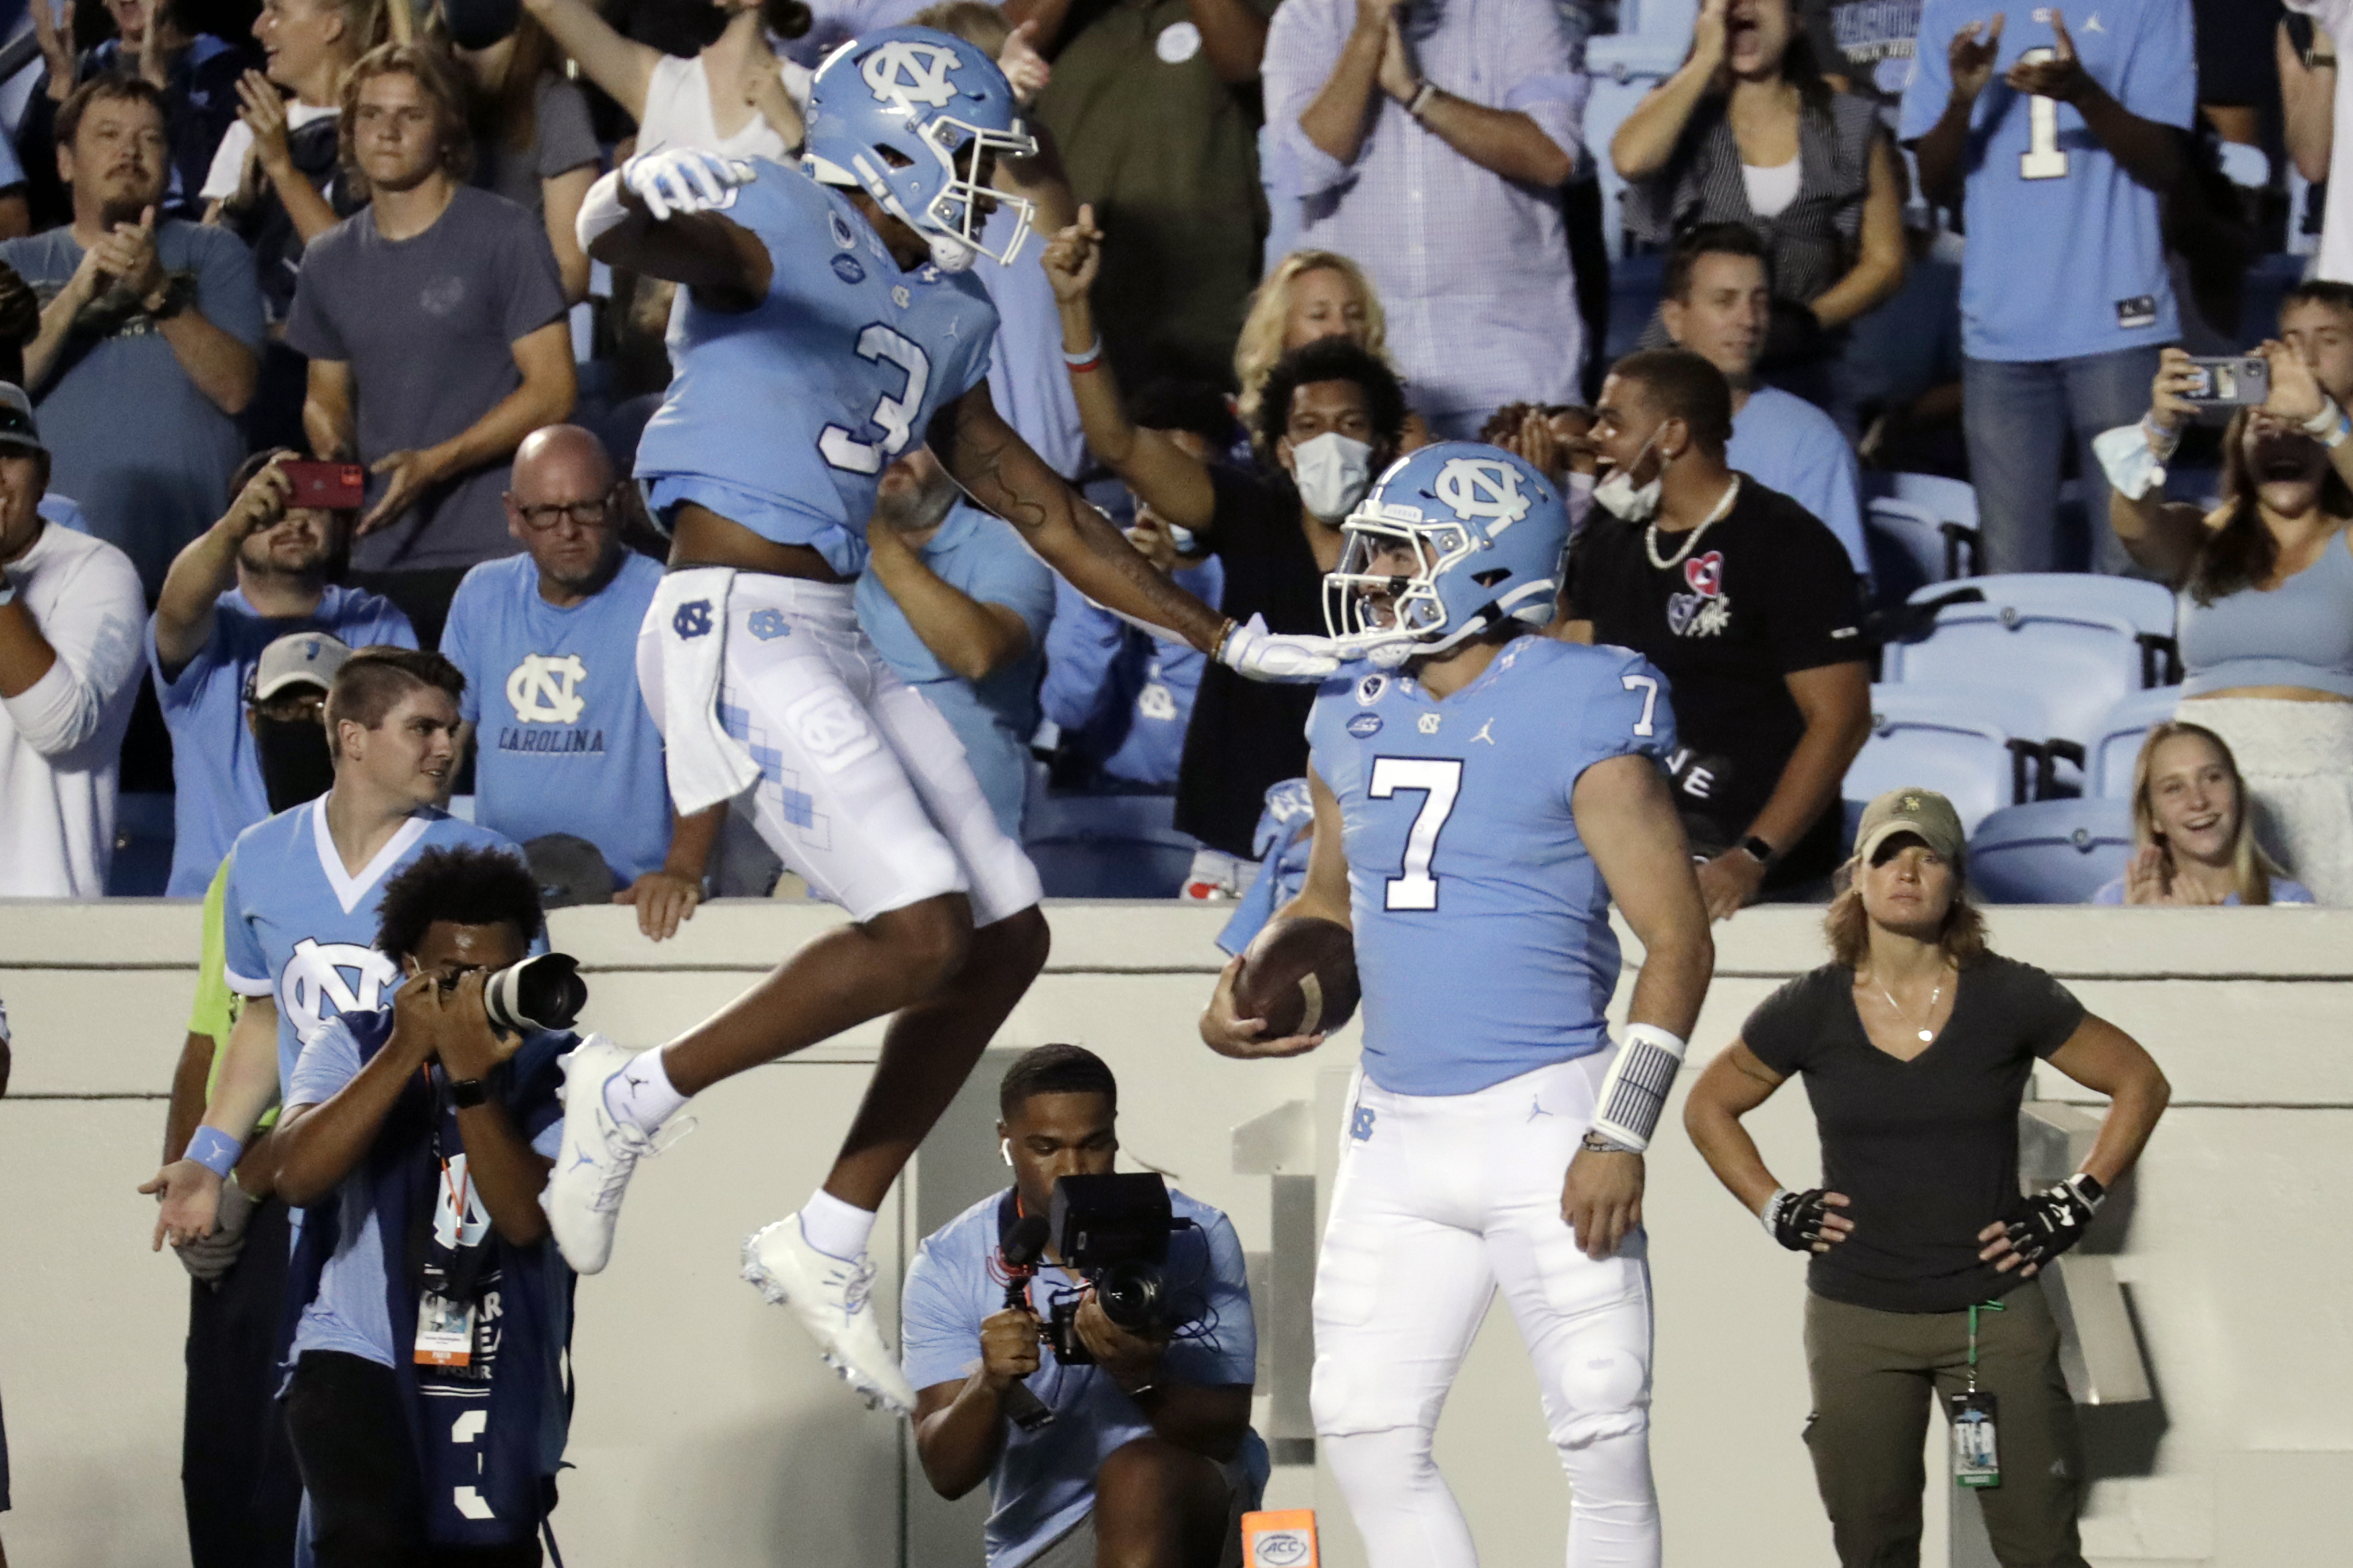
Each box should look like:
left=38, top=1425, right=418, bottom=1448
left=283, top=461, right=366, bottom=510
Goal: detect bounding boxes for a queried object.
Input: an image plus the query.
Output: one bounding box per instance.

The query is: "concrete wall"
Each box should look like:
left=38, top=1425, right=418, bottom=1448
left=3, top=897, right=2350, bottom=1567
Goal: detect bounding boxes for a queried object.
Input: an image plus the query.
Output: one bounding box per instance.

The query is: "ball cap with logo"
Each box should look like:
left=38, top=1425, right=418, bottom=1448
left=1852, top=786, right=1968, bottom=868
left=0, top=382, right=45, bottom=457
left=251, top=631, right=353, bottom=703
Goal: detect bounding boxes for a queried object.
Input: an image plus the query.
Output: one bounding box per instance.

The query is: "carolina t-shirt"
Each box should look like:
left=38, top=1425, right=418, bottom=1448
left=284, top=186, right=567, bottom=573
left=1564, top=478, right=1867, bottom=882
left=1741, top=954, right=2087, bottom=1313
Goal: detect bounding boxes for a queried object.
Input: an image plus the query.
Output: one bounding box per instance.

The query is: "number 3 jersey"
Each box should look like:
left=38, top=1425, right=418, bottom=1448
left=632, top=162, right=999, bottom=578
left=1306, top=636, right=1677, bottom=1097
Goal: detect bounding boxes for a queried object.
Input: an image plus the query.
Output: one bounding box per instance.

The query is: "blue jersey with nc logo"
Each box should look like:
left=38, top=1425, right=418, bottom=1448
left=222, top=799, right=525, bottom=1094
left=634, top=163, right=998, bottom=577
left=441, top=551, right=673, bottom=884
left=1308, top=636, right=1679, bottom=1097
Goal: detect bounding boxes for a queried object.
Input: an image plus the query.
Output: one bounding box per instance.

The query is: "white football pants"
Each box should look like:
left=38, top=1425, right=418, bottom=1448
left=1312, top=1054, right=1661, bottom=1568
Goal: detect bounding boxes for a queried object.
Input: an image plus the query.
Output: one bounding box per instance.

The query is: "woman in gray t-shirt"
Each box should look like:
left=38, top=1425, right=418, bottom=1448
left=455, top=13, right=602, bottom=304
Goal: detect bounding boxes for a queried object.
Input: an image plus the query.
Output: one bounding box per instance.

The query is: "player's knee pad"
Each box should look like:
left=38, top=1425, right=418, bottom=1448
left=1544, top=1350, right=1650, bottom=1453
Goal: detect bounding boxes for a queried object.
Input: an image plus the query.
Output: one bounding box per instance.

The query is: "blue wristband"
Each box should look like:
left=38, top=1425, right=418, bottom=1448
left=185, top=1125, right=243, bottom=1179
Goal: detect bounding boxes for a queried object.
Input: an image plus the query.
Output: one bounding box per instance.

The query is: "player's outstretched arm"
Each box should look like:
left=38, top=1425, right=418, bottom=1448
left=577, top=158, right=771, bottom=310
left=138, top=994, right=284, bottom=1249
left=1202, top=767, right=1351, bottom=1059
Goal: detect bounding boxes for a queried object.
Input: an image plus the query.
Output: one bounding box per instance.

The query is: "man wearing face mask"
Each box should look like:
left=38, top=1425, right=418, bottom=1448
left=151, top=448, right=418, bottom=897
left=1562, top=349, right=1871, bottom=917
left=1047, top=212, right=1409, bottom=892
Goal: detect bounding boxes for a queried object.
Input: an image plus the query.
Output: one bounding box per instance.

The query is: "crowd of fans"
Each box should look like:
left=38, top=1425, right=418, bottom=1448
left=0, top=0, right=2348, bottom=939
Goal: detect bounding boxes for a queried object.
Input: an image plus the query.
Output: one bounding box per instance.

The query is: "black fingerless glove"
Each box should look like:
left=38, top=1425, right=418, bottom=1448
left=1762, top=1187, right=1834, bottom=1252
left=2002, top=1173, right=2105, bottom=1270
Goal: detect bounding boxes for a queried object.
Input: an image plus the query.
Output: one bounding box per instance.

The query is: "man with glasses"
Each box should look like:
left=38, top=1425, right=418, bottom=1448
left=440, top=424, right=717, bottom=940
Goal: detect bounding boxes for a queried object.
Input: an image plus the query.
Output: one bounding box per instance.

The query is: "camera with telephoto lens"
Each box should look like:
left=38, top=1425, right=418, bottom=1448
left=472, top=952, right=588, bottom=1033
left=1040, top=1173, right=1193, bottom=1365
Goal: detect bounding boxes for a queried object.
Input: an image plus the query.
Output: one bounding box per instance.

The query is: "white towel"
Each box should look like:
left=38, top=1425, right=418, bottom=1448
left=647, top=566, right=762, bottom=815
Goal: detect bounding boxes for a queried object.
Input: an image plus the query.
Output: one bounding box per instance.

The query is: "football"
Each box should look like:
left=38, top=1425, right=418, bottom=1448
left=1235, top=916, right=1361, bottom=1039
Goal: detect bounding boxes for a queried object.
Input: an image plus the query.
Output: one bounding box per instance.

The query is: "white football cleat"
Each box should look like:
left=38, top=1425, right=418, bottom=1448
left=743, top=1216, right=917, bottom=1416
left=541, top=1035, right=671, bottom=1274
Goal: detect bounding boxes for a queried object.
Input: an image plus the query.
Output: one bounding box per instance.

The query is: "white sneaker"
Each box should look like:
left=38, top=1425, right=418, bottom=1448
left=541, top=1035, right=670, bottom=1274
left=743, top=1216, right=917, bottom=1415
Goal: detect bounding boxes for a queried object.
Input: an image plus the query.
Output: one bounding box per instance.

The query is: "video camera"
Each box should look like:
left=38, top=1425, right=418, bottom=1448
left=1039, top=1173, right=1195, bottom=1365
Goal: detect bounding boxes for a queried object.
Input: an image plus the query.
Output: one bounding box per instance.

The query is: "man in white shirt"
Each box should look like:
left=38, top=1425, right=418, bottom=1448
left=1661, top=223, right=1870, bottom=579
left=0, top=382, right=146, bottom=897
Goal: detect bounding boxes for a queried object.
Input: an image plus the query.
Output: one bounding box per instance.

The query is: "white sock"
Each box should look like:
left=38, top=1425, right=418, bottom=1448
left=603, top=1046, right=688, bottom=1134
left=799, top=1187, right=877, bottom=1262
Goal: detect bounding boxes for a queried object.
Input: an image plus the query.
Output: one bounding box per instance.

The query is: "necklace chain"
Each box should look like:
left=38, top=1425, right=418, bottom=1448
left=1644, top=478, right=1742, bottom=571
left=1873, top=970, right=1945, bottom=1043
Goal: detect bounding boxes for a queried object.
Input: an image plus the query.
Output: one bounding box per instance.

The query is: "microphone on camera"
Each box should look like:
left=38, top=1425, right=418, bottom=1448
left=998, top=1215, right=1056, bottom=1433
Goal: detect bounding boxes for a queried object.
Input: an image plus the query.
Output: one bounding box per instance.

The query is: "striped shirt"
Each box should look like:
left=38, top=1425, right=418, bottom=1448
left=1264, top=0, right=1588, bottom=430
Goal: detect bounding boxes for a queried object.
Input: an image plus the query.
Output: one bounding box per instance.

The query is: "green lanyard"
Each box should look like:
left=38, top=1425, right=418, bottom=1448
left=1966, top=1299, right=2006, bottom=1394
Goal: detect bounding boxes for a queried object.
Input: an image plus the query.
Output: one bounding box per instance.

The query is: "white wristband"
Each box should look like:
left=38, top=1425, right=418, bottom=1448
left=1589, top=1023, right=1687, bottom=1153
left=2302, top=397, right=2353, bottom=449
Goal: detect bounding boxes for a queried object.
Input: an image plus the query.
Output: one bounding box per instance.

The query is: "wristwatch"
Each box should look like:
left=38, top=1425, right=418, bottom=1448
left=1739, top=835, right=1777, bottom=867
left=1406, top=81, right=1439, bottom=121
left=447, top=1076, right=490, bottom=1109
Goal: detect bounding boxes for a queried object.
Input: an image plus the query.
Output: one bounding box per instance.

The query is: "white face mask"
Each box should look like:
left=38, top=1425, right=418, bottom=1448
left=1592, top=434, right=1667, bottom=522
left=1291, top=432, right=1376, bottom=522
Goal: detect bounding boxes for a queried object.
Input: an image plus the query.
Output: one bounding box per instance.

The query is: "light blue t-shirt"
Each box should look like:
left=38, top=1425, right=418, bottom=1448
left=284, top=1008, right=569, bottom=1368
left=1040, top=557, right=1223, bottom=789
left=150, top=587, right=418, bottom=896
left=1898, top=0, right=2195, bottom=362
left=855, top=504, right=1056, bottom=837
left=222, top=799, right=525, bottom=1095
left=440, top=550, right=672, bottom=884
left=635, top=164, right=998, bottom=577
left=900, top=1186, right=1266, bottom=1568
left=2090, top=875, right=2313, bottom=905
left=1307, top=637, right=1679, bottom=1097
left=1729, top=387, right=1868, bottom=577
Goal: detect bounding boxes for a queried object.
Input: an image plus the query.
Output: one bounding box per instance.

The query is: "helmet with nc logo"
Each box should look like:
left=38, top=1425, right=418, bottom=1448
left=804, top=26, right=1038, bottom=272
left=1323, top=442, right=1568, bottom=663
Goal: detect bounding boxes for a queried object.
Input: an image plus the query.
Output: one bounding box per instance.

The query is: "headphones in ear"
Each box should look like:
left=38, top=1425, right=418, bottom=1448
left=1000, top=1138, right=1013, bottom=1167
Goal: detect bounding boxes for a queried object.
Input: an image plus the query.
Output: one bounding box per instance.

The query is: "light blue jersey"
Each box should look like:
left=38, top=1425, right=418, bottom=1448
left=1899, top=0, right=2194, bottom=362
left=441, top=551, right=673, bottom=884
left=634, top=164, right=998, bottom=577
left=1728, top=387, right=1868, bottom=577
left=221, top=799, right=524, bottom=1094
left=150, top=587, right=417, bottom=896
left=1308, top=636, right=1679, bottom=1097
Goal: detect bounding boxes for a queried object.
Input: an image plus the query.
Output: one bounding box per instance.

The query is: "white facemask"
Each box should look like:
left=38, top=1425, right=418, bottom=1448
left=1592, top=435, right=1667, bottom=522
left=1291, top=432, right=1376, bottom=522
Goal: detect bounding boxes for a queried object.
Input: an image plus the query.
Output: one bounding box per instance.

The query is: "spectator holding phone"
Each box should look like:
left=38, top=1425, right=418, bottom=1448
left=2095, top=721, right=2315, bottom=905
left=2101, top=341, right=2353, bottom=903
left=150, top=449, right=416, bottom=896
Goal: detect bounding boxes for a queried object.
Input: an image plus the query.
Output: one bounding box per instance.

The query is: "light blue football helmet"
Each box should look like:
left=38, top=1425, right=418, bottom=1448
left=1324, top=442, right=1570, bottom=663
left=804, top=26, right=1039, bottom=272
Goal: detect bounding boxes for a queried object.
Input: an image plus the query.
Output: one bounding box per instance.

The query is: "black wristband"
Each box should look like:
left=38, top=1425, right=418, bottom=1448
left=447, top=1076, right=489, bottom=1109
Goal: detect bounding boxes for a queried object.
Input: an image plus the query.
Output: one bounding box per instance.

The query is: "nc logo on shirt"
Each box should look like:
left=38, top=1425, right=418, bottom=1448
left=282, top=938, right=397, bottom=1042
left=746, top=608, right=793, bottom=641
left=1138, top=682, right=1178, bottom=721
left=505, top=653, right=587, bottom=725
left=1349, top=1105, right=1377, bottom=1142
left=432, top=1152, right=494, bottom=1251
left=860, top=40, right=960, bottom=110
left=1433, top=458, right=1533, bottom=529
left=672, top=599, right=714, bottom=639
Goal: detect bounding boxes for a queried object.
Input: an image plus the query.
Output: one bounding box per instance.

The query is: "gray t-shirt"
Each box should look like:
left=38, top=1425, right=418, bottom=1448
left=0, top=221, right=265, bottom=597
left=470, top=74, right=601, bottom=218
left=286, top=185, right=566, bottom=573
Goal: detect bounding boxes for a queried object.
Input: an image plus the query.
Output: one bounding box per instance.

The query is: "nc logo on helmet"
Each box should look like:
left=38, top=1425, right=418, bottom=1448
left=1433, top=458, right=1533, bottom=530
left=862, top=40, right=961, bottom=110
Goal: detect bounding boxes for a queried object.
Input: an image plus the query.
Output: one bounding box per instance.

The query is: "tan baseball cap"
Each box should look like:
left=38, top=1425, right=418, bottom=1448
left=1852, top=787, right=1967, bottom=867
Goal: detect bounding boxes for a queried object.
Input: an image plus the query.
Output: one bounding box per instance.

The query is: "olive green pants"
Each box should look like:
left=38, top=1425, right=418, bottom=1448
left=1803, top=1281, right=2088, bottom=1568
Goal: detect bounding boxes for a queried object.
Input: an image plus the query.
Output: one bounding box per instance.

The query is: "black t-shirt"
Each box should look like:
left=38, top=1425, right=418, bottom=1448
left=1175, top=463, right=1324, bottom=857
left=1564, top=478, right=1866, bottom=883
left=1742, top=954, right=2088, bottom=1314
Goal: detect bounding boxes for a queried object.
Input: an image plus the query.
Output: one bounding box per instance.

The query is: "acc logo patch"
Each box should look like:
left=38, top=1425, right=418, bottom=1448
left=1433, top=457, right=1532, bottom=529
left=828, top=209, right=857, bottom=251
left=505, top=653, right=586, bottom=724
left=860, top=39, right=959, bottom=109
left=747, top=608, right=792, bottom=641
left=672, top=599, right=714, bottom=639
left=1347, top=712, right=1383, bottom=739
left=1354, top=672, right=1388, bottom=706
left=831, top=253, right=866, bottom=286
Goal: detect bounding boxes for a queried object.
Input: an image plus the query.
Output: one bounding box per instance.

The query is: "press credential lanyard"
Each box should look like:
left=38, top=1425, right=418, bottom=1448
left=1952, top=1300, right=2005, bottom=1489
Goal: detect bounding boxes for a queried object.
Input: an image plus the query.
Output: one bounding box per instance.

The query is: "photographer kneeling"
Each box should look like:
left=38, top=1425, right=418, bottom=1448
left=903, top=1046, right=1267, bottom=1568
left=271, top=845, right=580, bottom=1566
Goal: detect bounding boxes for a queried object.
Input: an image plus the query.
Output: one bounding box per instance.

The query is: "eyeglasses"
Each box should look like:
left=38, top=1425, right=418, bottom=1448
left=513, top=492, right=616, bottom=531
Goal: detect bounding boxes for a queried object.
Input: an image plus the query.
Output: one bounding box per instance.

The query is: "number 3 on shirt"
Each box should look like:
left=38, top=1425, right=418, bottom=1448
left=819, top=323, right=932, bottom=474
left=1369, top=756, right=1462, bottom=911
left=2017, top=48, right=2069, bottom=181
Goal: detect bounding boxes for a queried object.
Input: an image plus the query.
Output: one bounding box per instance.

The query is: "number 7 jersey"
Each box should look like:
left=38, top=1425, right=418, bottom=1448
left=1307, top=636, right=1679, bottom=1097
left=633, top=161, right=999, bottom=577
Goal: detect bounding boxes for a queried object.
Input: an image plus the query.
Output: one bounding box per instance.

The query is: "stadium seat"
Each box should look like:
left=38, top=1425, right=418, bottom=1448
left=1881, top=574, right=2180, bottom=748
left=2088, top=686, right=2186, bottom=799
left=1844, top=684, right=2049, bottom=835
left=1967, top=799, right=2135, bottom=903
left=1871, top=471, right=1980, bottom=535
left=1021, top=791, right=1196, bottom=899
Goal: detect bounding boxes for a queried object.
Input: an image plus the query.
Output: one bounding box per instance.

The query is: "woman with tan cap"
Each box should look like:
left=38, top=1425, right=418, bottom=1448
left=1683, top=786, right=2172, bottom=1568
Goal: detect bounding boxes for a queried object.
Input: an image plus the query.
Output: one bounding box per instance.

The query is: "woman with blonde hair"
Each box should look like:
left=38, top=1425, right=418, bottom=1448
left=1685, top=786, right=2170, bottom=1568
left=1233, top=249, right=1388, bottom=438
left=2094, top=722, right=2313, bottom=905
